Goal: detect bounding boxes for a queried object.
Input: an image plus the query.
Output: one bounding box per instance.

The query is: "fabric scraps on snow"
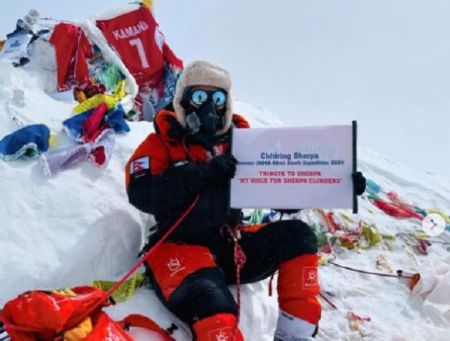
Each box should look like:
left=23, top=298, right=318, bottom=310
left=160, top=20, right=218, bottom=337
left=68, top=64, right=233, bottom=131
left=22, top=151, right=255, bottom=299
left=63, top=104, right=129, bottom=143
left=397, top=233, right=432, bottom=255
left=388, top=191, right=431, bottom=220
left=319, top=238, right=337, bottom=257
left=105, top=105, right=131, bottom=134
left=155, top=64, right=181, bottom=113
left=414, top=234, right=434, bottom=255
left=318, top=253, right=332, bottom=266
left=114, top=80, right=127, bottom=102
left=0, top=32, right=32, bottom=62
left=416, top=239, right=432, bottom=255
left=372, top=198, right=424, bottom=220
left=347, top=311, right=371, bottom=332
left=315, top=209, right=340, bottom=233
left=325, top=212, right=340, bottom=233
left=41, top=129, right=115, bottom=177
left=366, top=184, right=429, bottom=222
left=262, top=210, right=278, bottom=223
left=248, top=208, right=263, bottom=225
left=82, top=102, right=109, bottom=142
left=6, top=9, right=49, bottom=39
left=414, top=207, right=428, bottom=218
left=0, top=124, right=50, bottom=161
left=387, top=191, right=413, bottom=208
left=97, top=63, right=124, bottom=92
left=72, top=91, right=123, bottom=114
left=41, top=143, right=91, bottom=176
left=337, top=233, right=361, bottom=250
left=376, top=255, right=393, bottom=273
left=63, top=109, right=95, bottom=142
left=92, top=273, right=145, bottom=303
left=74, top=81, right=107, bottom=103
left=340, top=212, right=355, bottom=224
left=361, top=222, right=382, bottom=248
left=135, top=64, right=180, bottom=121
left=309, top=208, right=398, bottom=252
left=312, top=225, right=328, bottom=248
left=365, top=179, right=381, bottom=199
left=142, top=0, right=153, bottom=10
left=50, top=23, right=93, bottom=91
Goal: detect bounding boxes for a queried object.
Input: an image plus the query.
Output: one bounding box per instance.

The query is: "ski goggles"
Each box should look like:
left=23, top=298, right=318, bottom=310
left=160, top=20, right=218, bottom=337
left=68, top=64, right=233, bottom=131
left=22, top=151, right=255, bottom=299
left=187, top=88, right=228, bottom=107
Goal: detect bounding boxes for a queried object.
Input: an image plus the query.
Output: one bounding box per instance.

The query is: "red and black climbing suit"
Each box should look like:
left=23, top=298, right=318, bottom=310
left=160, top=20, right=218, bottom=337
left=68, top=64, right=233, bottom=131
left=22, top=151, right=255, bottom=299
left=125, top=110, right=321, bottom=340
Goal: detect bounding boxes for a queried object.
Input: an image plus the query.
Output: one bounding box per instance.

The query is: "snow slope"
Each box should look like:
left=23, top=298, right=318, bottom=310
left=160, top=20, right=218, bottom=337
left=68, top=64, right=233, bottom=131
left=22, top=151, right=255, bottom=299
left=1, top=52, right=450, bottom=340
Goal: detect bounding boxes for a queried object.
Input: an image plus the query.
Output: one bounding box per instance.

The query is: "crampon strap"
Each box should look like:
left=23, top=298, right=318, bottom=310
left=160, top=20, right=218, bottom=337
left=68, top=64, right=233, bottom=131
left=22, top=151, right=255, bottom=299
left=118, top=314, right=175, bottom=341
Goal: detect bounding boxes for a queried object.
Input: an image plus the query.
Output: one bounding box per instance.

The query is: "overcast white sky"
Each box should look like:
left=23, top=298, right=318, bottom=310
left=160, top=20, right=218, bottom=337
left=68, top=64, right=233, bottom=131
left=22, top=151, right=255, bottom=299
left=1, top=1, right=449, bottom=177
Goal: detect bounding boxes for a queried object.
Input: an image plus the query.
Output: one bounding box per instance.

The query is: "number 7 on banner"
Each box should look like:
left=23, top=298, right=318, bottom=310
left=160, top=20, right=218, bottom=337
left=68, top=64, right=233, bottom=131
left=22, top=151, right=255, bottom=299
left=129, top=38, right=150, bottom=68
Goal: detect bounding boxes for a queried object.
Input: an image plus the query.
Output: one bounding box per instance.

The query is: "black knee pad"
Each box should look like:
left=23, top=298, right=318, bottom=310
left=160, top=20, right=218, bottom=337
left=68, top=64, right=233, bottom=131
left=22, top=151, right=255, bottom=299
left=167, top=268, right=237, bottom=325
left=275, top=220, right=318, bottom=261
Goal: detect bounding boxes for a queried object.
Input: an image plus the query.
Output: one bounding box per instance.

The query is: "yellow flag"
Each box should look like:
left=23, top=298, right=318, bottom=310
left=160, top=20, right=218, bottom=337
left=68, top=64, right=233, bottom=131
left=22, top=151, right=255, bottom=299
left=142, top=0, right=153, bottom=10
left=92, top=273, right=145, bottom=303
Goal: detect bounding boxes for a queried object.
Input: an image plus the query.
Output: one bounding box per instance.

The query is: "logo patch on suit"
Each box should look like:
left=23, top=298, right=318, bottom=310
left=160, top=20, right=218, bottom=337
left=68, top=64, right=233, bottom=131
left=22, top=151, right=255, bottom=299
left=302, top=267, right=318, bottom=289
left=130, top=157, right=149, bottom=174
left=208, top=328, right=233, bottom=341
left=167, top=257, right=186, bottom=277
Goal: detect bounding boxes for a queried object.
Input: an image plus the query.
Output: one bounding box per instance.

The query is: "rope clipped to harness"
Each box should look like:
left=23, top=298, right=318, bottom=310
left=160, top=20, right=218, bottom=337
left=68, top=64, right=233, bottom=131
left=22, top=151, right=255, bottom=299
left=221, top=224, right=247, bottom=340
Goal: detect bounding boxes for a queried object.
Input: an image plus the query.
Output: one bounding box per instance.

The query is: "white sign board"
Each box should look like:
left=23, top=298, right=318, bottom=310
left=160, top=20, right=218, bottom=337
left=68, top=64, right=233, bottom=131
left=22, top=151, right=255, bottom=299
left=230, top=124, right=356, bottom=210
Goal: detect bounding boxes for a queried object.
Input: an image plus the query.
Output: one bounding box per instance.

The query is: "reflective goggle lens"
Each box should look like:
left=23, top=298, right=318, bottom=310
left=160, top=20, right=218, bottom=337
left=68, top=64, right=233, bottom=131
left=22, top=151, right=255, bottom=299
left=190, top=89, right=227, bottom=106
left=191, top=90, right=208, bottom=106
left=212, top=91, right=226, bottom=106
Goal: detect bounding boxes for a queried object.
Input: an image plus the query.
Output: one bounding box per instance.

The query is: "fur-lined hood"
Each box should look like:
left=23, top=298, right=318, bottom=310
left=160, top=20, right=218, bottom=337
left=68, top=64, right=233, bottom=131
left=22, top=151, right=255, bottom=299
left=173, top=60, right=233, bottom=136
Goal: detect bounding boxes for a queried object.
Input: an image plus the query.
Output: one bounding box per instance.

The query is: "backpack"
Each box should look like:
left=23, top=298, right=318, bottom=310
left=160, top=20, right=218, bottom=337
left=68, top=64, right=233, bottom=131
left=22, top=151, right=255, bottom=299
left=0, top=286, right=174, bottom=341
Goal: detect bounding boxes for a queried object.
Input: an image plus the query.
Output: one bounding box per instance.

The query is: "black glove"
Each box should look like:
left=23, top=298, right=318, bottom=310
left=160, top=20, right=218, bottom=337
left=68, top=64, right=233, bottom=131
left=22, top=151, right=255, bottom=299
left=353, top=171, right=366, bottom=196
left=156, top=154, right=237, bottom=201
left=149, top=155, right=237, bottom=219
left=207, top=154, right=237, bottom=180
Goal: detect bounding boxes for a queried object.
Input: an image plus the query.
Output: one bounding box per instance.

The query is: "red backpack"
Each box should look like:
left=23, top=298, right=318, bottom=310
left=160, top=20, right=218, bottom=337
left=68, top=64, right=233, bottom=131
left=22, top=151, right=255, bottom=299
left=0, top=286, right=174, bottom=341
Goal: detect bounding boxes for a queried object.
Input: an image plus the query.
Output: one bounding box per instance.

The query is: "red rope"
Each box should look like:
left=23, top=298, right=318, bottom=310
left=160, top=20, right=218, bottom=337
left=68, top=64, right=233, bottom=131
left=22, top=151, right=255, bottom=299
left=234, top=238, right=247, bottom=323
left=105, top=195, right=200, bottom=298
left=221, top=225, right=247, bottom=341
